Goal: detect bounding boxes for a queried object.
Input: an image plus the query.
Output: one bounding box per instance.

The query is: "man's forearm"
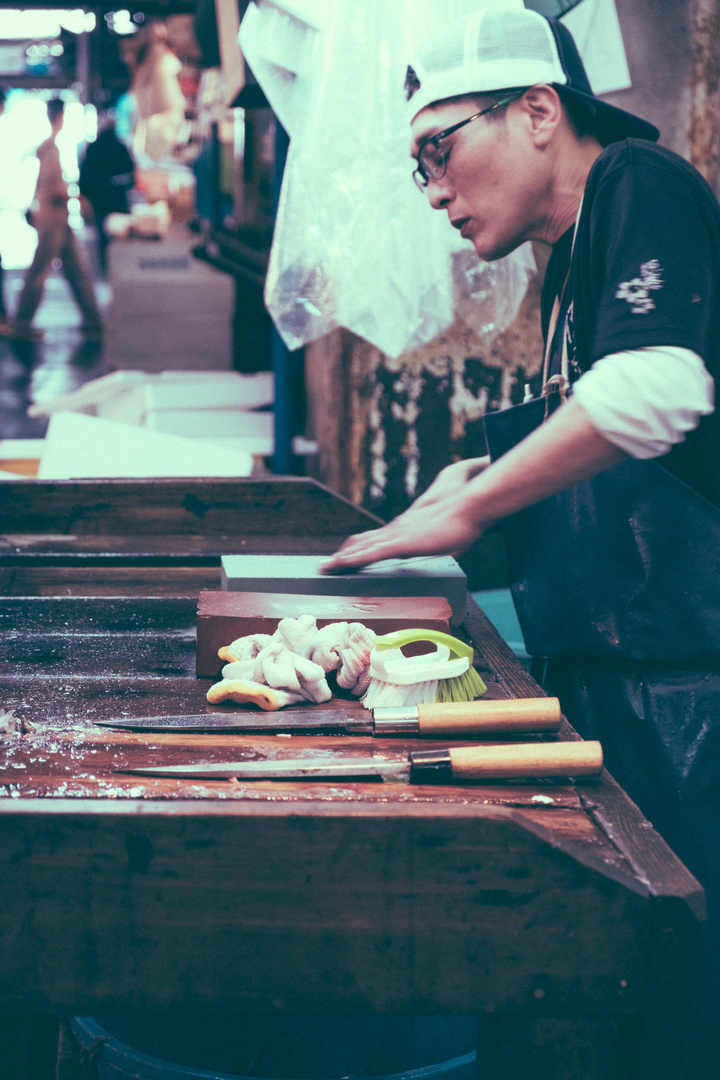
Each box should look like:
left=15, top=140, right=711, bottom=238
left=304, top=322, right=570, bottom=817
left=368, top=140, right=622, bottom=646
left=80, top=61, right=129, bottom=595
left=457, top=397, right=628, bottom=530
left=321, top=397, right=628, bottom=571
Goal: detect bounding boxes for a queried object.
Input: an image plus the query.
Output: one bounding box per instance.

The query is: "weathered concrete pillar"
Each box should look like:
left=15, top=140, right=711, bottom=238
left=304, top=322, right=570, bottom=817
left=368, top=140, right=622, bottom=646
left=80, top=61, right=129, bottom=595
left=689, top=0, right=720, bottom=189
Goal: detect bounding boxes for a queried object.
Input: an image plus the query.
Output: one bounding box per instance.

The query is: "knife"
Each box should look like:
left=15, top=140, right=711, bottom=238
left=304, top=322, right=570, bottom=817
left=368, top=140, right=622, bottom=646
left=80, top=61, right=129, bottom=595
left=119, top=739, right=603, bottom=783
left=95, top=697, right=562, bottom=737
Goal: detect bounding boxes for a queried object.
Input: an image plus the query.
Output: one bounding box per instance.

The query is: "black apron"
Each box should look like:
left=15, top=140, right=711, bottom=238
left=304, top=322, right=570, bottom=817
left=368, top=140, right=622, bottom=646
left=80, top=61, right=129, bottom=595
left=482, top=259, right=720, bottom=1077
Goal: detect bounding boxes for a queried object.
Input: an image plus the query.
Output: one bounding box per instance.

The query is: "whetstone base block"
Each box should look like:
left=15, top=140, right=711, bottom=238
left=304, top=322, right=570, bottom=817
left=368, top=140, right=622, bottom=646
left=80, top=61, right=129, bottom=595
left=196, top=591, right=453, bottom=678
left=220, top=555, right=468, bottom=627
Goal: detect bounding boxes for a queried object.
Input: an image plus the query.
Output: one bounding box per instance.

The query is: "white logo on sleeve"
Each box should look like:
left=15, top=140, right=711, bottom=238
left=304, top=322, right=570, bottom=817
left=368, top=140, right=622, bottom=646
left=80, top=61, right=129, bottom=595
left=615, top=259, right=663, bottom=314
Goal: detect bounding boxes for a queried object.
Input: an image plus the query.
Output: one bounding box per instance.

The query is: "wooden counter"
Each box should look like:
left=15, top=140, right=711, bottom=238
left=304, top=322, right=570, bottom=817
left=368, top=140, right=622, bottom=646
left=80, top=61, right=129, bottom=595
left=0, top=479, right=704, bottom=1080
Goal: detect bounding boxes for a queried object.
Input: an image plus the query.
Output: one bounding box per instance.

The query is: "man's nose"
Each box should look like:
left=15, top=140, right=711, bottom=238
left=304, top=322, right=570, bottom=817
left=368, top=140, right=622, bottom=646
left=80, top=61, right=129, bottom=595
left=427, top=176, right=452, bottom=209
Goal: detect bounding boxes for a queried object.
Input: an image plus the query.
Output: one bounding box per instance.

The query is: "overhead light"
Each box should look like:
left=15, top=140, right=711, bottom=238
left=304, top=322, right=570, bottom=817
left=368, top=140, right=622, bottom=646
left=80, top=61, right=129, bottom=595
left=106, top=9, right=138, bottom=36
left=0, top=9, right=95, bottom=40
left=59, top=10, right=96, bottom=34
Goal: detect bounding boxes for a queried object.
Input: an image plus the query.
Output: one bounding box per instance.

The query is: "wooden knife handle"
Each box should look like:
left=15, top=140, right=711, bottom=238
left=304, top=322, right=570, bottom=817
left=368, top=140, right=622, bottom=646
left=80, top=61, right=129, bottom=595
left=417, top=697, right=561, bottom=734
left=448, top=740, right=603, bottom=779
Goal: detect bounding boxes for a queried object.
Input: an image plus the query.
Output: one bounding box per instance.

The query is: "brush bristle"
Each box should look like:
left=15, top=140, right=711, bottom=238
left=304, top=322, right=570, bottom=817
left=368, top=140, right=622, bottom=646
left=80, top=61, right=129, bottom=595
left=436, top=667, right=487, bottom=702
left=362, top=667, right=487, bottom=708
left=362, top=678, right=439, bottom=709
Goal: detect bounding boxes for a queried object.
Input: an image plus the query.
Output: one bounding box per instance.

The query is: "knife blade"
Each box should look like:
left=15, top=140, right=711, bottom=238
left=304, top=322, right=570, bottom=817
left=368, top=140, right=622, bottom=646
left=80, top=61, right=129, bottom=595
left=119, top=739, right=603, bottom=783
left=120, top=757, right=402, bottom=780
left=95, top=711, right=373, bottom=734
left=95, top=697, right=562, bottom=737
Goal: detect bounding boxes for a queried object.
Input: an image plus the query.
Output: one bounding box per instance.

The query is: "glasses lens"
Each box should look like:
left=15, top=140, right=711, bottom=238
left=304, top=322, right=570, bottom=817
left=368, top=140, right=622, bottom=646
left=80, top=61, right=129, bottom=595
left=413, top=168, right=428, bottom=191
left=419, top=140, right=447, bottom=181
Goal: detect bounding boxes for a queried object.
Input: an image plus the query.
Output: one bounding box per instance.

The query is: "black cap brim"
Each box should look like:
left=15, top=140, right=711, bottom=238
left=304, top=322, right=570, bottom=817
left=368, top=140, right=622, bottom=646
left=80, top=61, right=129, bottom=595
left=546, top=19, right=659, bottom=145
left=560, top=84, right=659, bottom=145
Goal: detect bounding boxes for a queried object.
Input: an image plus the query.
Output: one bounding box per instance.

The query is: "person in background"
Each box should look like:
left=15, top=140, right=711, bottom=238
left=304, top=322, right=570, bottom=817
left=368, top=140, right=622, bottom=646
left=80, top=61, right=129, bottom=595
left=322, top=9, right=719, bottom=1075
left=0, top=88, right=8, bottom=332
left=1, top=98, right=103, bottom=341
left=79, top=107, right=135, bottom=274
left=130, top=21, right=186, bottom=162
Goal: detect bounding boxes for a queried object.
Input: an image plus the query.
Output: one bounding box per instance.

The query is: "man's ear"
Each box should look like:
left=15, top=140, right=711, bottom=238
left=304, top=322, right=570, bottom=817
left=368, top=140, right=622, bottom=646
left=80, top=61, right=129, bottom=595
left=518, top=85, right=563, bottom=148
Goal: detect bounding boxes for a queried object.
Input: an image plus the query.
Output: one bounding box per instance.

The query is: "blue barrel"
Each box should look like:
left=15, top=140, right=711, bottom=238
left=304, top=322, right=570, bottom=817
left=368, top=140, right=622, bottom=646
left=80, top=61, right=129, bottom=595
left=70, top=1016, right=477, bottom=1080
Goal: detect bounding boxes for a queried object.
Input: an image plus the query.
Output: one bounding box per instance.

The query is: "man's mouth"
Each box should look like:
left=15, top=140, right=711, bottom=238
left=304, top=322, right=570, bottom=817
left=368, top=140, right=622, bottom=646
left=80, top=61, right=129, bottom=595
left=452, top=217, right=471, bottom=238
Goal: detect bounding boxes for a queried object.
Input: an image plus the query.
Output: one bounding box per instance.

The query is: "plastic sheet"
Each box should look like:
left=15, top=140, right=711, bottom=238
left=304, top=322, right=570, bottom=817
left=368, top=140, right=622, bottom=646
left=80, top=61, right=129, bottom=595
left=239, top=0, right=536, bottom=358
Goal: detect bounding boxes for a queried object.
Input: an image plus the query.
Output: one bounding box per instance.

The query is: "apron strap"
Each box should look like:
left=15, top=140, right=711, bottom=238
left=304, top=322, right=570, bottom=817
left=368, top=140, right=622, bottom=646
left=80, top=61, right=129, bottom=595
left=541, top=196, right=584, bottom=412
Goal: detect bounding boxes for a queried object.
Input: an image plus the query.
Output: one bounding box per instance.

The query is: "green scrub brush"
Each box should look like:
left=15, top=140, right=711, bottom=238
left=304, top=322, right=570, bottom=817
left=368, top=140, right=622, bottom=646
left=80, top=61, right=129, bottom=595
left=361, top=629, right=487, bottom=710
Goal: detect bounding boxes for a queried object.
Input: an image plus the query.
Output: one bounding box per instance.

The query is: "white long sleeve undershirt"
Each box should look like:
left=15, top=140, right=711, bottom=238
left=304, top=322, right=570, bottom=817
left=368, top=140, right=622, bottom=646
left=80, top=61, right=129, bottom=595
left=570, top=346, right=715, bottom=458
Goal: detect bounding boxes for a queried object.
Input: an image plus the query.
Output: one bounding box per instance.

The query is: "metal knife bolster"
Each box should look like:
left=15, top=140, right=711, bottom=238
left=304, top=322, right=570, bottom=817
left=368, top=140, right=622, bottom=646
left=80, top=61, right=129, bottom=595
left=408, top=748, right=453, bottom=783
left=370, top=708, right=421, bottom=734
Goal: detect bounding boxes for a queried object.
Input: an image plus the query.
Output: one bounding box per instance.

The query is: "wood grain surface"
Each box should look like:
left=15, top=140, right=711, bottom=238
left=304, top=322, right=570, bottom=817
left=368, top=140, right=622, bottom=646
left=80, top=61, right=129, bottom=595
left=0, top=478, right=383, bottom=538
left=0, top=517, right=705, bottom=1078
left=0, top=799, right=651, bottom=1015
left=0, top=565, right=223, bottom=597
left=0, top=590, right=702, bottom=907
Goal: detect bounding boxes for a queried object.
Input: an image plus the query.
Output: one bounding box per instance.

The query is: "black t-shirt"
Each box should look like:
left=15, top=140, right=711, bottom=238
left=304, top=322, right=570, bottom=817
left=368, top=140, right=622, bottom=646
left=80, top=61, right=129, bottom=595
left=79, top=128, right=135, bottom=219
left=542, top=138, right=720, bottom=505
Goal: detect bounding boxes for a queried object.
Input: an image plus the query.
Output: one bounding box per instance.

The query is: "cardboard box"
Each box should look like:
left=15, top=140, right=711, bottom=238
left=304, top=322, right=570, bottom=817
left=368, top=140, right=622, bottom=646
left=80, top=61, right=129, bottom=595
left=196, top=590, right=453, bottom=677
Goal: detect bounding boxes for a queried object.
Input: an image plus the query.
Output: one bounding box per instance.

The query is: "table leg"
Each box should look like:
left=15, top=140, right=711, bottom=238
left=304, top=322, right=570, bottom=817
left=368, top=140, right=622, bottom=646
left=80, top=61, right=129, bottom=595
left=0, top=1015, right=60, bottom=1080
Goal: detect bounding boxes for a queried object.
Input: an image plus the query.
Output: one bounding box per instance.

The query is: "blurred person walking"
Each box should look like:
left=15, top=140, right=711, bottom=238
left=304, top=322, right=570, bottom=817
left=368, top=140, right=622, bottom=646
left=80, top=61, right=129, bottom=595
left=1, top=98, right=103, bottom=341
left=79, top=108, right=135, bottom=274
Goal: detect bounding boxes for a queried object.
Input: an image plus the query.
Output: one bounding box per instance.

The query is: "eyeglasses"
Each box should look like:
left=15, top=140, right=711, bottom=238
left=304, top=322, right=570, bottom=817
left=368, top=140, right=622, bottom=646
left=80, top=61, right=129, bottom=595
left=412, top=94, right=523, bottom=192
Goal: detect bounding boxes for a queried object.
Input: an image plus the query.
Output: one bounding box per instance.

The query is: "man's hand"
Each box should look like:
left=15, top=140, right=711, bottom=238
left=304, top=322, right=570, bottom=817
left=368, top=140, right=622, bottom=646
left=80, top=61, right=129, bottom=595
left=321, top=458, right=491, bottom=572
left=320, top=494, right=485, bottom=573
left=320, top=398, right=628, bottom=575
left=410, top=456, right=490, bottom=510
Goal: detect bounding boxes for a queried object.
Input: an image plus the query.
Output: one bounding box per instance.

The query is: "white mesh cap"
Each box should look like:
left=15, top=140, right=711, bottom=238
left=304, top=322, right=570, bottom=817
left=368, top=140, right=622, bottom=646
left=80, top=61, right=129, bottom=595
left=406, top=8, right=566, bottom=123
left=404, top=6, right=660, bottom=144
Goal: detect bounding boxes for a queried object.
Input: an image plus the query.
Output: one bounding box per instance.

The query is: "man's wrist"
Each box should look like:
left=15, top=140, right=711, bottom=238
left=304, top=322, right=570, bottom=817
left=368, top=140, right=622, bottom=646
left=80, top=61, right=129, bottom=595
left=464, top=455, right=490, bottom=481
left=453, top=481, right=499, bottom=537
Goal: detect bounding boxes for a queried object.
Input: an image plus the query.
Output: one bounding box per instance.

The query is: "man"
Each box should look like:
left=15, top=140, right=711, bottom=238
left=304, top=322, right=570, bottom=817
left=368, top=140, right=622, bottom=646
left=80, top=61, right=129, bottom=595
left=323, top=8, right=720, bottom=1073
left=79, top=107, right=135, bottom=274
left=2, top=98, right=103, bottom=340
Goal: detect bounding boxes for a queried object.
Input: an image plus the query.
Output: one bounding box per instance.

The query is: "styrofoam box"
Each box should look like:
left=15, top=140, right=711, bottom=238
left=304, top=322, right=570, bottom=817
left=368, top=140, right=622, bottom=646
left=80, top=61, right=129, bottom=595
left=28, top=371, right=279, bottom=461
left=95, top=372, right=274, bottom=439
left=105, top=306, right=232, bottom=358
left=98, top=371, right=273, bottom=415
left=38, top=412, right=255, bottom=479
left=101, top=400, right=274, bottom=440
left=108, top=241, right=234, bottom=316
left=147, top=409, right=273, bottom=439
left=104, top=351, right=233, bottom=373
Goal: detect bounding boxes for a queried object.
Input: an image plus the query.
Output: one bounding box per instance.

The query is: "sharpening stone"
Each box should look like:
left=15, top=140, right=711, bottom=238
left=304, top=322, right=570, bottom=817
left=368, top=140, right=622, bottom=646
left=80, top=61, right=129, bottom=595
left=220, top=555, right=468, bottom=628
left=196, top=590, right=453, bottom=677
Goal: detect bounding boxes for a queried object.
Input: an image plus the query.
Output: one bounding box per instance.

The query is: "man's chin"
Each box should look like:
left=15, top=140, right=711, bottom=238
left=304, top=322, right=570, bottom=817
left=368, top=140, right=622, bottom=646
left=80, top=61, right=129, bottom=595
left=472, top=237, right=518, bottom=262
